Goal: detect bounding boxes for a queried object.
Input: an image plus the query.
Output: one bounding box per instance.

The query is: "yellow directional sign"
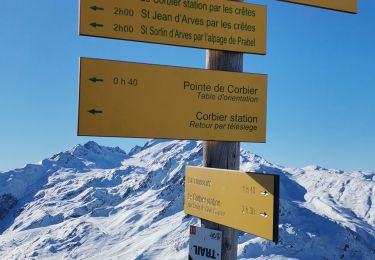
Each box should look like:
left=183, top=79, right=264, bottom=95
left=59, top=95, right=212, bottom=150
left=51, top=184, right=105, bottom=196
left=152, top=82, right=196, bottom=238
left=184, top=166, right=279, bottom=242
left=79, top=0, right=267, bottom=54
left=279, top=0, right=357, bottom=13
left=78, top=58, right=267, bottom=142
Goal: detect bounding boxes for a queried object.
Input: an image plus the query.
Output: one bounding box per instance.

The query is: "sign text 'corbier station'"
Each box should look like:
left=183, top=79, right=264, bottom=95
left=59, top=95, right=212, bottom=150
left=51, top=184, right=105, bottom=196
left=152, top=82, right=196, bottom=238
left=79, top=0, right=267, bottom=54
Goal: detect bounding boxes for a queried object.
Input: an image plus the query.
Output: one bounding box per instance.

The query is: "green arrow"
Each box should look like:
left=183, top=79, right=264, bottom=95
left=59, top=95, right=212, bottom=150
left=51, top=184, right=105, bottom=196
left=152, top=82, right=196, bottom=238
left=90, top=6, right=104, bottom=11
left=88, top=109, right=103, bottom=115
left=89, top=77, right=104, bottom=83
left=90, top=22, right=104, bottom=28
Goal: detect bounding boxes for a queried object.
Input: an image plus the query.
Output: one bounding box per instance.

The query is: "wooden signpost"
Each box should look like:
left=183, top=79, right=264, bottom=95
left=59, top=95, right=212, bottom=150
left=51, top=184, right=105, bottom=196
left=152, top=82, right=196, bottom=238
left=79, top=0, right=267, bottom=54
left=78, top=58, right=267, bottom=142
left=185, top=166, right=279, bottom=242
left=77, top=0, right=358, bottom=258
left=202, top=47, right=243, bottom=259
left=78, top=0, right=268, bottom=255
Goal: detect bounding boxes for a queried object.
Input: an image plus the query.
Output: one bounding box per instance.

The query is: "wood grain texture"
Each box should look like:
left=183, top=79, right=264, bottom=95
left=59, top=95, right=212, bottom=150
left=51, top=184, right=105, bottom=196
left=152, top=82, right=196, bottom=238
left=201, top=7, right=244, bottom=256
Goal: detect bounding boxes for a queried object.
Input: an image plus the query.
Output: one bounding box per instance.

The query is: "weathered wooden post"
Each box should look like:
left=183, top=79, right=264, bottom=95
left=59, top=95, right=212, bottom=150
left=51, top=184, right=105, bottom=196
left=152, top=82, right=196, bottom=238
left=202, top=39, right=243, bottom=260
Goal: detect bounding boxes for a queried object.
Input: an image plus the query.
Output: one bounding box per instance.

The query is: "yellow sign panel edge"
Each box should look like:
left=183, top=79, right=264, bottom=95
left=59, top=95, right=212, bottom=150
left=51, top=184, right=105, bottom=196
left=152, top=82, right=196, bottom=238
left=77, top=57, right=268, bottom=143
left=80, top=56, right=268, bottom=77
left=184, top=166, right=279, bottom=243
left=278, top=0, right=357, bottom=14
left=79, top=0, right=267, bottom=54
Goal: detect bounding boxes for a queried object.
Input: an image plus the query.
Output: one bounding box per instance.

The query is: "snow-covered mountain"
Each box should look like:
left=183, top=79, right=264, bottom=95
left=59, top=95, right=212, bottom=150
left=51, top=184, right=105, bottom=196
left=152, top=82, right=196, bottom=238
left=0, top=140, right=374, bottom=259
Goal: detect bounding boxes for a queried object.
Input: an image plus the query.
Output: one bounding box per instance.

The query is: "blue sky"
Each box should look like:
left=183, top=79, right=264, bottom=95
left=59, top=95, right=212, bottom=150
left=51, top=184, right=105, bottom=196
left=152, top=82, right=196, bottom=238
left=0, top=0, right=374, bottom=172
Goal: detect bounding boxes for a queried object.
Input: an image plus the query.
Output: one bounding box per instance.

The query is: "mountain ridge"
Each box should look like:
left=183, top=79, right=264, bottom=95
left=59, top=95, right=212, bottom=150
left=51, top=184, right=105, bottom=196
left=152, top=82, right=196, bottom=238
left=0, top=140, right=374, bottom=259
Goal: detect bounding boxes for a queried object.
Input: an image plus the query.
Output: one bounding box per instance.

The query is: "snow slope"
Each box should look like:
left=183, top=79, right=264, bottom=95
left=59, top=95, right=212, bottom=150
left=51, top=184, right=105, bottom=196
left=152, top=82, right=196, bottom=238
left=0, top=140, right=374, bottom=259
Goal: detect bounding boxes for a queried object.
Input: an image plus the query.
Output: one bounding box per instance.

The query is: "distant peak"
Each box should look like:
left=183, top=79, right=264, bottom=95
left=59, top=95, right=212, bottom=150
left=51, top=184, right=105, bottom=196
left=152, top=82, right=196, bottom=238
left=84, top=140, right=97, bottom=146
left=128, top=145, right=143, bottom=157
left=83, top=141, right=102, bottom=152
left=141, top=139, right=173, bottom=149
left=302, top=165, right=326, bottom=171
left=71, top=141, right=126, bottom=156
